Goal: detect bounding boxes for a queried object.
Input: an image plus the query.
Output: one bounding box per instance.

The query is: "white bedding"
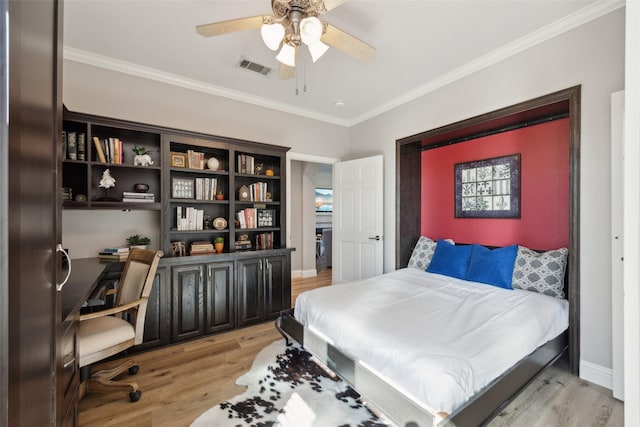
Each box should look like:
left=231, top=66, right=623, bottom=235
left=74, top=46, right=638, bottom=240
left=294, top=268, right=568, bottom=414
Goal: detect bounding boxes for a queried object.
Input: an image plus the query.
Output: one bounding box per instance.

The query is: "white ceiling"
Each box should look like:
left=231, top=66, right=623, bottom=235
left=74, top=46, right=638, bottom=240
left=63, top=0, right=617, bottom=127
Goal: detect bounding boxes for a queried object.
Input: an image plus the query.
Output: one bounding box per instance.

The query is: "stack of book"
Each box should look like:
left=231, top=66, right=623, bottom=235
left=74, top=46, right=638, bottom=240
left=190, top=241, right=215, bottom=255
left=255, top=232, right=274, bottom=250
left=234, top=239, right=252, bottom=250
left=236, top=208, right=257, bottom=229
left=98, top=247, right=130, bottom=261
left=92, top=136, right=124, bottom=164
left=194, top=177, right=218, bottom=200
left=176, top=206, right=204, bottom=230
left=122, top=192, right=155, bottom=203
left=237, top=154, right=256, bottom=174
left=187, top=150, right=205, bottom=169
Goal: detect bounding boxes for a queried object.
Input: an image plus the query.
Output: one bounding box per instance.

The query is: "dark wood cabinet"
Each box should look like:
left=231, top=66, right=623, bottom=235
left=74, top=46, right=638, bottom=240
left=237, top=257, right=263, bottom=326
left=205, top=261, right=235, bottom=333
left=172, top=264, right=205, bottom=342
left=139, top=267, right=170, bottom=350
left=237, top=253, right=291, bottom=326
left=263, top=255, right=291, bottom=318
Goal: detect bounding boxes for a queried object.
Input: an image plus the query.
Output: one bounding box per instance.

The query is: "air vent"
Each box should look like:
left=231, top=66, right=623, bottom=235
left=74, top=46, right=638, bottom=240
left=239, top=59, right=272, bottom=76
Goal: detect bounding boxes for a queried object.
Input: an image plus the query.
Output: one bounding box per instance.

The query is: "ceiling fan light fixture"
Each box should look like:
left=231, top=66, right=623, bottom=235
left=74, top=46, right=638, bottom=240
left=260, top=23, right=285, bottom=51
left=307, top=39, right=329, bottom=62
left=276, top=43, right=296, bottom=67
left=300, top=16, right=323, bottom=44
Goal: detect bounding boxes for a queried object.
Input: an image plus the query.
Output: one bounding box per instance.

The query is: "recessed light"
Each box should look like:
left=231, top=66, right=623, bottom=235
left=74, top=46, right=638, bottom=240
left=334, top=100, right=346, bottom=108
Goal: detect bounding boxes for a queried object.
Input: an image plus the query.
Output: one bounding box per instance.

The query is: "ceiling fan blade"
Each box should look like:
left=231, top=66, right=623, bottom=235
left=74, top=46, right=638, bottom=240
left=322, top=24, right=376, bottom=63
left=279, top=63, right=295, bottom=80
left=322, top=0, right=347, bottom=12
left=196, top=16, right=265, bottom=37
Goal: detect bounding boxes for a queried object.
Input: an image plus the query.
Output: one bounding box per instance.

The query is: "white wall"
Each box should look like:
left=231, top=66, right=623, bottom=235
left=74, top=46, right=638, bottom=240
left=290, top=160, right=318, bottom=278
left=348, top=10, right=624, bottom=379
left=62, top=210, right=160, bottom=259
left=290, top=161, right=302, bottom=273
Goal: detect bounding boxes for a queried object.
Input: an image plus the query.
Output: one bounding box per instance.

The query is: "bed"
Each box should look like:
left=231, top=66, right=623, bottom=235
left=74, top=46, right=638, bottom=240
left=276, top=239, right=570, bottom=427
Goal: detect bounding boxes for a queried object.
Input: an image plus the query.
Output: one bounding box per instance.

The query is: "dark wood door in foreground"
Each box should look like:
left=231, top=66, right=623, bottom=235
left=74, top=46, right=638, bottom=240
left=3, top=0, right=62, bottom=426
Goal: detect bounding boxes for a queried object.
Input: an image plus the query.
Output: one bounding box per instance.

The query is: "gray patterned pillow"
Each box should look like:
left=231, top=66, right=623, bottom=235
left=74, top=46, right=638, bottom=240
left=512, top=246, right=568, bottom=298
left=408, top=237, right=454, bottom=269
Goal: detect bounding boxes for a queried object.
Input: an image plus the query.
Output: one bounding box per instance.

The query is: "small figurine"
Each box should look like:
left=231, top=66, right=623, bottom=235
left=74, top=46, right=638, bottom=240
left=99, top=169, right=117, bottom=200
left=99, top=169, right=116, bottom=189
left=203, top=214, right=212, bottom=230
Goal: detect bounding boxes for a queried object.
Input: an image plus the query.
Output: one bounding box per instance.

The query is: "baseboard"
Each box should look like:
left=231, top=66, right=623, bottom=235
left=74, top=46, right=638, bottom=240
left=291, top=269, right=317, bottom=279
left=580, top=359, right=613, bottom=390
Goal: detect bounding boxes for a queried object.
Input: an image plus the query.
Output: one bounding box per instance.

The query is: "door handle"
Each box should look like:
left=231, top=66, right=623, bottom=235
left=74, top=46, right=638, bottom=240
left=368, top=235, right=381, bottom=241
left=56, top=244, right=71, bottom=292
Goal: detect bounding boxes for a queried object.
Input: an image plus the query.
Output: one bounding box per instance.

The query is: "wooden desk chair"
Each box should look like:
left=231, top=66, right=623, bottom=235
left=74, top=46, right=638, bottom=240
left=78, top=248, right=163, bottom=402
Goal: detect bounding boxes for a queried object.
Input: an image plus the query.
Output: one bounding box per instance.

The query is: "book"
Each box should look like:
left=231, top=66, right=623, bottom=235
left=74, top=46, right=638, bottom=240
left=122, top=192, right=155, bottom=199
left=67, top=132, right=77, bottom=160
left=92, top=136, right=107, bottom=163
left=61, top=131, right=67, bottom=160
left=102, top=247, right=129, bottom=253
left=77, top=133, right=86, bottom=161
left=98, top=252, right=129, bottom=261
left=122, top=198, right=156, bottom=203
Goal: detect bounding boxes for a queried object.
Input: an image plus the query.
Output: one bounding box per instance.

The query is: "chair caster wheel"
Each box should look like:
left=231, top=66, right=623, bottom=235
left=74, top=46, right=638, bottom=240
left=128, top=365, right=139, bottom=375
left=129, top=390, right=142, bottom=402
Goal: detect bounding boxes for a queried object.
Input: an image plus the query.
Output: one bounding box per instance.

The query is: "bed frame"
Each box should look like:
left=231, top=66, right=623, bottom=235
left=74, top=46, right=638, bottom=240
left=276, top=309, right=567, bottom=427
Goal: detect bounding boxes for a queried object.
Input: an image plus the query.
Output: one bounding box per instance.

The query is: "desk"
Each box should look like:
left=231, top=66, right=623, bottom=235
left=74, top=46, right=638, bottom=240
left=58, top=257, right=123, bottom=427
left=61, top=257, right=123, bottom=323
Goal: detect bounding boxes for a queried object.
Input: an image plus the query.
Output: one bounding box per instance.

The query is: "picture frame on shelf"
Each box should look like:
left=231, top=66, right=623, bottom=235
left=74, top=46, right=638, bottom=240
left=172, top=177, right=195, bottom=199
left=257, top=209, right=275, bottom=227
left=170, top=151, right=187, bottom=168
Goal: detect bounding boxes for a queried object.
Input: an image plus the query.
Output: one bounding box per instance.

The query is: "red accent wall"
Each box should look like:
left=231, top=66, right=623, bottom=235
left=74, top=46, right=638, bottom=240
left=421, top=118, right=569, bottom=250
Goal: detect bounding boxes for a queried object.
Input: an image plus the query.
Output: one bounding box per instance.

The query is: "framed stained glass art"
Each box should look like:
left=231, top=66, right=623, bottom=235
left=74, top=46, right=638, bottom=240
left=454, top=154, right=521, bottom=218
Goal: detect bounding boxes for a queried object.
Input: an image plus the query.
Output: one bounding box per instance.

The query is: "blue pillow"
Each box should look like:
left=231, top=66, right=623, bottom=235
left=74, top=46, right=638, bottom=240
left=466, top=244, right=518, bottom=289
left=426, top=239, right=472, bottom=280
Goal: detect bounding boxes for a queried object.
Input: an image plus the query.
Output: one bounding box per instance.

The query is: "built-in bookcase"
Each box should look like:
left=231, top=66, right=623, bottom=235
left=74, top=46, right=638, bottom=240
left=62, top=111, right=162, bottom=210
left=61, top=108, right=289, bottom=258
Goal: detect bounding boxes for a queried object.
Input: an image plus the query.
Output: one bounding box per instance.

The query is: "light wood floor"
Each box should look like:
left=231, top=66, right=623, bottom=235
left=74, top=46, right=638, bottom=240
left=79, top=268, right=623, bottom=426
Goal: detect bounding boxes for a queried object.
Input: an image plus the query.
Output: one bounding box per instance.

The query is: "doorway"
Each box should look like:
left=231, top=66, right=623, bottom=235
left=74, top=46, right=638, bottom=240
left=286, top=153, right=338, bottom=279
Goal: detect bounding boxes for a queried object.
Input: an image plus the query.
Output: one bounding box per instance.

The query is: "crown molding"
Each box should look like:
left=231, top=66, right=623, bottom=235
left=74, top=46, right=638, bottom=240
left=63, top=47, right=352, bottom=127
left=64, top=0, right=623, bottom=129
left=348, top=0, right=625, bottom=126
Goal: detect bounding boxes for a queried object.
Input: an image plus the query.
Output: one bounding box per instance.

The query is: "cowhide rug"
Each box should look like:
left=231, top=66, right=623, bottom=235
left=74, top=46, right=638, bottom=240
left=191, top=339, right=391, bottom=427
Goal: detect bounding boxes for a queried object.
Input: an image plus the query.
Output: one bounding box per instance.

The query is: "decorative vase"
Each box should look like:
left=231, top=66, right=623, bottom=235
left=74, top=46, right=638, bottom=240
left=214, top=242, right=224, bottom=253
left=207, top=157, right=220, bottom=171
left=130, top=244, right=148, bottom=250
left=215, top=193, right=224, bottom=200
left=133, top=183, right=149, bottom=193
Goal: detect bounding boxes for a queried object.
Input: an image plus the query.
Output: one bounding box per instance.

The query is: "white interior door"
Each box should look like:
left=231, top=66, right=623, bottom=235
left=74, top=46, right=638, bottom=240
left=333, top=155, right=384, bottom=283
left=611, top=90, right=624, bottom=400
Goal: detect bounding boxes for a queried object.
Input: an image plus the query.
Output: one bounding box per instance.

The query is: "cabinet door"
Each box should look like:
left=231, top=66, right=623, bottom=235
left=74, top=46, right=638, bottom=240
left=140, top=267, right=170, bottom=350
left=237, top=258, right=263, bottom=326
left=205, top=261, right=235, bottom=333
left=172, top=264, right=204, bottom=341
left=264, top=255, right=291, bottom=318
left=57, top=317, right=79, bottom=427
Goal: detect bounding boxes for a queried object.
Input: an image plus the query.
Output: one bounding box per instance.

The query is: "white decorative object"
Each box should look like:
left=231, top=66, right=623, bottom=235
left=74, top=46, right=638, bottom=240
left=207, top=157, right=220, bottom=171
left=134, top=154, right=154, bottom=166
left=99, top=169, right=116, bottom=189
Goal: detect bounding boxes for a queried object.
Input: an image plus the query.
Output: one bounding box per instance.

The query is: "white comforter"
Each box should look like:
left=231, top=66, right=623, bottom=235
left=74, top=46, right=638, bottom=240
left=294, top=268, right=568, bottom=414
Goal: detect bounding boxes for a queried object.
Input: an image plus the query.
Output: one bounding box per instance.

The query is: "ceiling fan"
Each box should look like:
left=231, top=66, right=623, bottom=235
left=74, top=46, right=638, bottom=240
left=196, top=0, right=376, bottom=79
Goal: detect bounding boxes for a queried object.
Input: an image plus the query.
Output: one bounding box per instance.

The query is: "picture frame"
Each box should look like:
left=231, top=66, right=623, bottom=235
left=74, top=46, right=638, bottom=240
left=454, top=153, right=521, bottom=218
left=170, top=152, right=187, bottom=168
left=257, top=209, right=275, bottom=227
left=171, top=178, right=195, bottom=199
